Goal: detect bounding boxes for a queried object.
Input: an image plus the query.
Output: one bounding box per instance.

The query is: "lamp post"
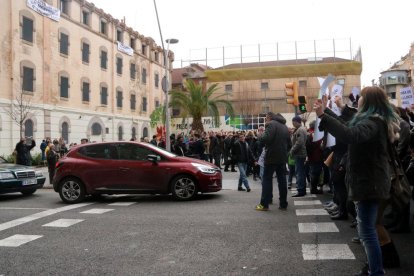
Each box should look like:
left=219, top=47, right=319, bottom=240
left=164, top=38, right=178, bottom=152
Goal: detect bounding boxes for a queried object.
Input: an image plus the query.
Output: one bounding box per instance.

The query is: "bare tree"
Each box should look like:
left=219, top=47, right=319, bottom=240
left=237, top=81, right=257, bottom=116
left=4, top=91, right=35, bottom=139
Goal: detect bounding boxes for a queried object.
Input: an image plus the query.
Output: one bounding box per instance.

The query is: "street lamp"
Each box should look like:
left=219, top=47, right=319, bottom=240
left=164, top=38, right=178, bottom=152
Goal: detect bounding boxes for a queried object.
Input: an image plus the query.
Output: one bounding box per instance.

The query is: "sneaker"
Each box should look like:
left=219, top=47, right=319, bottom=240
left=255, top=204, right=269, bottom=211
left=278, top=206, right=287, bottom=211
left=351, top=237, right=361, bottom=244
left=238, top=187, right=246, bottom=191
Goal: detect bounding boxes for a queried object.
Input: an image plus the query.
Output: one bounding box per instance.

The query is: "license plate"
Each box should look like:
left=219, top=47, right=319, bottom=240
left=22, top=178, right=37, bottom=186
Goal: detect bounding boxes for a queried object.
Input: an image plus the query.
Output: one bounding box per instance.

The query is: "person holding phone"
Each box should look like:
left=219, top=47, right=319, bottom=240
left=15, top=137, right=36, bottom=166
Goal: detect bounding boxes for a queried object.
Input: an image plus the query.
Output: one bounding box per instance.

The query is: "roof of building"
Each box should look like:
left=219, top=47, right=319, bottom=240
left=216, top=57, right=353, bottom=70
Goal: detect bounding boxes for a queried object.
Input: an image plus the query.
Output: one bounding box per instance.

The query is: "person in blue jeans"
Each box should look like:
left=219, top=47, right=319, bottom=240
left=255, top=112, right=291, bottom=211
left=314, top=87, right=400, bottom=276
left=290, top=115, right=308, bottom=197
left=231, top=134, right=255, bottom=192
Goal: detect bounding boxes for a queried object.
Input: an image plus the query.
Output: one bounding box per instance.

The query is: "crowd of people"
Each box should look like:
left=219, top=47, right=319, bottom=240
left=151, top=86, right=414, bottom=276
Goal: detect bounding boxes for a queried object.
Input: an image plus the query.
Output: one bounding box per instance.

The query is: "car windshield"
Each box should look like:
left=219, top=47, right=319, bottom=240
left=143, top=143, right=177, bottom=158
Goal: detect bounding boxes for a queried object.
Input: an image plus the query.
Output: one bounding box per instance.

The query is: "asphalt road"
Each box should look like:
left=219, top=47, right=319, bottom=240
left=0, top=171, right=413, bottom=276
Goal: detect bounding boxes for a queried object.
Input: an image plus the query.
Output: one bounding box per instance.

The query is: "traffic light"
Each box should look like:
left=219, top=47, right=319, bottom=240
left=285, top=82, right=298, bottom=106
left=298, top=96, right=307, bottom=113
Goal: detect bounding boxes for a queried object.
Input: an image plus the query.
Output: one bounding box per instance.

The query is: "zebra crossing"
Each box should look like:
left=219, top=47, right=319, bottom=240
left=290, top=189, right=356, bottom=261
left=0, top=201, right=135, bottom=247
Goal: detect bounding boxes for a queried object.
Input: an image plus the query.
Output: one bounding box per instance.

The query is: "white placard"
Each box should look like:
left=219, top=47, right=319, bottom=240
left=400, top=87, right=414, bottom=109
left=117, top=42, right=133, bottom=56
left=27, top=0, right=60, bottom=22
left=331, top=84, right=343, bottom=98
left=351, top=87, right=360, bottom=99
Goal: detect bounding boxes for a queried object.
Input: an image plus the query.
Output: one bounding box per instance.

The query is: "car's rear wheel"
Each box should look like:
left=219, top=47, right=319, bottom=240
left=171, top=175, right=197, bottom=201
left=21, top=188, right=37, bottom=195
left=58, top=177, right=85, bottom=204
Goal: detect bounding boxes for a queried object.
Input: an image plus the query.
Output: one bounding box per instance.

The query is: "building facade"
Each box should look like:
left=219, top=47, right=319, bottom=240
left=172, top=57, right=362, bottom=126
left=380, top=42, right=414, bottom=105
left=0, top=0, right=173, bottom=155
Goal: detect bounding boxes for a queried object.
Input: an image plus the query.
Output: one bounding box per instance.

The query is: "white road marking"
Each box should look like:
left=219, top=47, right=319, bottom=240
left=0, top=203, right=93, bottom=232
left=302, top=244, right=355, bottom=260
left=0, top=207, right=49, bottom=210
left=0, top=235, right=43, bottom=247
left=80, top=208, right=114, bottom=214
left=108, top=202, right=136, bottom=206
left=42, top=219, right=84, bottom=228
left=294, top=200, right=322, bottom=206
left=298, top=223, right=339, bottom=233
left=296, top=209, right=328, bottom=216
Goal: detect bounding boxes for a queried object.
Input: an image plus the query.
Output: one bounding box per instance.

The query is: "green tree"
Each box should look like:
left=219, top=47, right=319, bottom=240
left=149, top=105, right=166, bottom=128
left=169, top=79, right=234, bottom=133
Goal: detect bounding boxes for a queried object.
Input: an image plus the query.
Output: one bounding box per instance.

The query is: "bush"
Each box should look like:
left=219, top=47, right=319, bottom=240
left=1, top=153, right=44, bottom=167
left=31, top=153, right=43, bottom=167
left=2, top=154, right=15, bottom=163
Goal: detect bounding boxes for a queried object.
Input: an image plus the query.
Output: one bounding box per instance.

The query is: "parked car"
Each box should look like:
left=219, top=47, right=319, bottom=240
left=53, top=142, right=222, bottom=203
left=0, top=156, right=46, bottom=195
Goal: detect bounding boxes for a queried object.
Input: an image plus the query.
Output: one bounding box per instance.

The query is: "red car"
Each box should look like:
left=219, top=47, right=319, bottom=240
left=53, top=142, right=222, bottom=203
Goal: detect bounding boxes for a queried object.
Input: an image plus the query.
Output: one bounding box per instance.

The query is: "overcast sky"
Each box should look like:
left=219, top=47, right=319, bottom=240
left=92, top=0, right=413, bottom=87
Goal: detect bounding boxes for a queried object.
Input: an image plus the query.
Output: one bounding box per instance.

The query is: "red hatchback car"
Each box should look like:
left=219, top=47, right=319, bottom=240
left=53, top=142, right=222, bottom=203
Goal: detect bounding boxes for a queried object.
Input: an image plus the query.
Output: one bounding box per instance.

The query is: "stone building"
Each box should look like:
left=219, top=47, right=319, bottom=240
left=0, top=0, right=172, bottom=155
left=380, top=42, right=414, bottom=105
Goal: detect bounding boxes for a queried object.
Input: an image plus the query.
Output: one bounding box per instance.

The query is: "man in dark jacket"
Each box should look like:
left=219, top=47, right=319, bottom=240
left=255, top=112, right=291, bottom=211
left=231, top=133, right=255, bottom=192
left=15, top=137, right=36, bottom=166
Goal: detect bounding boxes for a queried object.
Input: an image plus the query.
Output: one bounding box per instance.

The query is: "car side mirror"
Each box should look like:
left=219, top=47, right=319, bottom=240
left=147, top=154, right=160, bottom=163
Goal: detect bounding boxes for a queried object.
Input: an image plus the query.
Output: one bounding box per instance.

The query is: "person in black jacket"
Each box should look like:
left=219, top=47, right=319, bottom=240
left=15, top=137, right=36, bottom=166
left=255, top=112, right=291, bottom=211
left=314, top=87, right=400, bottom=276
left=231, top=133, right=255, bottom=192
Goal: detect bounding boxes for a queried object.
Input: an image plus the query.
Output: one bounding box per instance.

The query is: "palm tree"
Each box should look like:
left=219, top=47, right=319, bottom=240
left=169, top=79, right=234, bottom=133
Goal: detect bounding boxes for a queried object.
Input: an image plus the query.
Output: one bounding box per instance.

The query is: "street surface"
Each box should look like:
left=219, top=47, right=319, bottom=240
left=0, top=170, right=413, bottom=275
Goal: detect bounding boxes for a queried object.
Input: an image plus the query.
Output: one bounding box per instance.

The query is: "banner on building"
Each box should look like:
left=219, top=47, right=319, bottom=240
left=400, top=87, right=414, bottom=109
left=117, top=42, right=133, bottom=56
left=27, top=0, right=60, bottom=22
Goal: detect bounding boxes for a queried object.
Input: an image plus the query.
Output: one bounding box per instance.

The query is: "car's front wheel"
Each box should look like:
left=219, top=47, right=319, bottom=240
left=21, top=188, right=37, bottom=195
left=58, top=177, right=85, bottom=204
left=171, top=175, right=198, bottom=201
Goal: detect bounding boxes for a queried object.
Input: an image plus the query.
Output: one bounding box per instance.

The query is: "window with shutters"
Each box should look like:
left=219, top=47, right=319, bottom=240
left=82, top=81, right=90, bottom=102
left=22, top=67, right=34, bottom=92
left=130, top=94, right=136, bottom=110
left=22, top=16, right=34, bottom=43
left=59, top=32, right=69, bottom=55
left=116, top=57, right=123, bottom=75
left=82, top=42, right=90, bottom=64
left=100, top=49, right=107, bottom=70
left=130, top=63, right=136, bottom=80
left=142, top=68, right=147, bottom=84
left=116, top=89, right=123, bottom=108
left=100, top=85, right=108, bottom=105
left=142, top=97, right=147, bottom=112
left=60, top=75, right=69, bottom=98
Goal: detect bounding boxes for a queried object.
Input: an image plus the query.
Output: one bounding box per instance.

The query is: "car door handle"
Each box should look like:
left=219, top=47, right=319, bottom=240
left=119, top=167, right=130, bottom=171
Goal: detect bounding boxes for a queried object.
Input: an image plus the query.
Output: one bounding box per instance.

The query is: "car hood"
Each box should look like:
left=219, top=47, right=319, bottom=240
left=173, top=156, right=219, bottom=168
left=0, top=163, right=32, bottom=171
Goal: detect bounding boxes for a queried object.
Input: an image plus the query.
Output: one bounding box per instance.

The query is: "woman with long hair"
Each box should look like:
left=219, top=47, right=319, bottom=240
left=314, top=86, right=400, bottom=276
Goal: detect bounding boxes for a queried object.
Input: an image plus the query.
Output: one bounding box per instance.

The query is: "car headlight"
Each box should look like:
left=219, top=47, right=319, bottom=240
left=35, top=170, right=44, bottom=177
left=191, top=163, right=217, bottom=174
left=0, top=172, right=15, bottom=180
